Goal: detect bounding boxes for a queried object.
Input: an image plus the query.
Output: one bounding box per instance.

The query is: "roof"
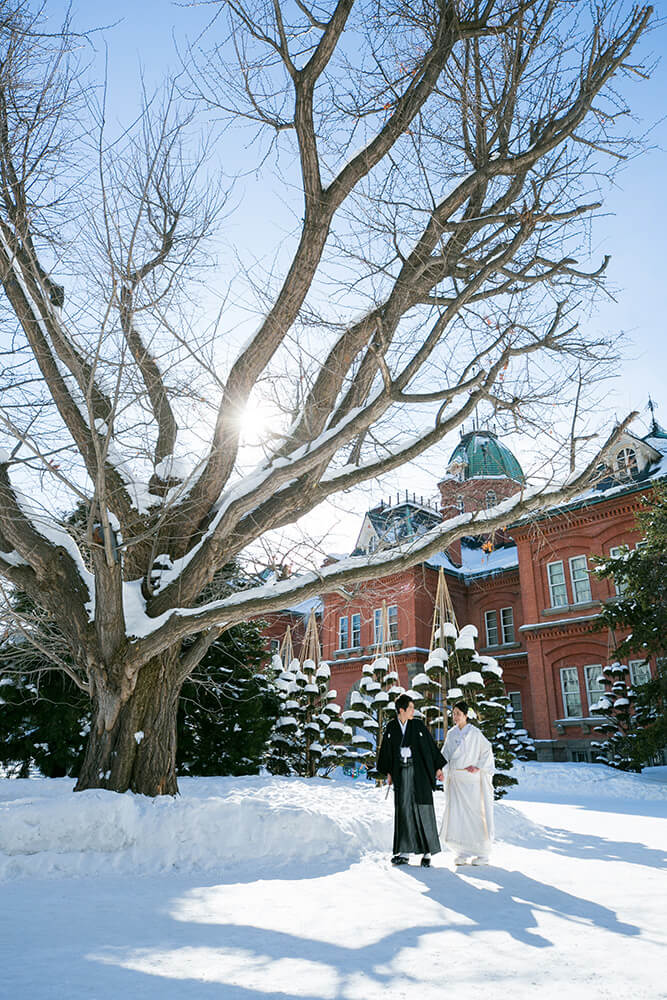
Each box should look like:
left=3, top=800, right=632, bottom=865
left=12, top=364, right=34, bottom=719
left=511, top=426, right=667, bottom=529
left=352, top=499, right=442, bottom=554
left=426, top=540, right=519, bottom=580
left=445, top=430, right=525, bottom=484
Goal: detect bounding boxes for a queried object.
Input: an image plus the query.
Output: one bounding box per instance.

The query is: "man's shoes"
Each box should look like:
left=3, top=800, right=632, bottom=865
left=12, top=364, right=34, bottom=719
left=471, top=856, right=489, bottom=866
left=420, top=855, right=431, bottom=868
left=391, top=854, right=409, bottom=865
left=454, top=855, right=468, bottom=865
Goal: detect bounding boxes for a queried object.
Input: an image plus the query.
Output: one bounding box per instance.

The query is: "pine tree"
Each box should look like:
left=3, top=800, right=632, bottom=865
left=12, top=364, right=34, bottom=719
left=438, top=623, right=525, bottom=799
left=266, top=655, right=352, bottom=776
left=0, top=591, right=90, bottom=778
left=177, top=623, right=280, bottom=777
left=590, top=487, right=667, bottom=771
left=341, top=655, right=407, bottom=779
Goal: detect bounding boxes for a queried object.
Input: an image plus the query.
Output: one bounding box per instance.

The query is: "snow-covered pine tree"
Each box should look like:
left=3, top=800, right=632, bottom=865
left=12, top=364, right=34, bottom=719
left=342, top=654, right=408, bottom=779
left=266, top=612, right=352, bottom=776
left=437, top=623, right=519, bottom=799
left=340, top=603, right=417, bottom=778
left=590, top=660, right=639, bottom=771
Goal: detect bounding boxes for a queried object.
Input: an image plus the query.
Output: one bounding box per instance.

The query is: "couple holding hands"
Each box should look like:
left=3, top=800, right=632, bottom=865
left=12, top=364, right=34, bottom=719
left=377, top=693, right=495, bottom=868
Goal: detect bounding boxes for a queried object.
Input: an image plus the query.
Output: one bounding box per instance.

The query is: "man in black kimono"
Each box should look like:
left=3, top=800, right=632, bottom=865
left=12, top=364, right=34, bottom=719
left=377, top=693, right=445, bottom=867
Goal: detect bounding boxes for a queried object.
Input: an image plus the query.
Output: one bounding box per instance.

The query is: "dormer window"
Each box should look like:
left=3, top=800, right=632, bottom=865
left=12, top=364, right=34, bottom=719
left=616, top=447, right=638, bottom=479
left=486, top=489, right=497, bottom=510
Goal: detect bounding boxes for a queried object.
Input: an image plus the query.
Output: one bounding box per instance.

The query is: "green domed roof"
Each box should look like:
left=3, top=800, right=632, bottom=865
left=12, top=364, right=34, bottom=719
left=447, top=431, right=525, bottom=483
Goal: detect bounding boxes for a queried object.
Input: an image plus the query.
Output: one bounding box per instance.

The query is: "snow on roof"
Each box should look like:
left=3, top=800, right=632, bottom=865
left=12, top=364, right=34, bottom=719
left=286, top=595, right=323, bottom=616
left=426, top=542, right=518, bottom=579
left=512, top=428, right=667, bottom=527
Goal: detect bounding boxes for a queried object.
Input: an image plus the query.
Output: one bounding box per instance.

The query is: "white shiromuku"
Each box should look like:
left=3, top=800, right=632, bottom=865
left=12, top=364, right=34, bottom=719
left=440, top=723, right=495, bottom=858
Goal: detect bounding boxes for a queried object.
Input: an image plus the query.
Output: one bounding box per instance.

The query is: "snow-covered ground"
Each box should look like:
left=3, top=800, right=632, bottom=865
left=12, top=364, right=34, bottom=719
left=1, top=763, right=665, bottom=999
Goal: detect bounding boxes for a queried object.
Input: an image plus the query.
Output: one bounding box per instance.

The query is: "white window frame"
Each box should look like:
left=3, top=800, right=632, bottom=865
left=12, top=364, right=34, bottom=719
left=373, top=608, right=383, bottom=645
left=608, top=545, right=628, bottom=596
left=584, top=664, right=605, bottom=713
left=616, top=447, right=638, bottom=478
left=485, top=610, right=499, bottom=646
left=388, top=604, right=399, bottom=641
left=485, top=489, right=497, bottom=510
left=350, top=613, right=361, bottom=648
left=508, top=691, right=523, bottom=728
left=547, top=560, right=568, bottom=607
left=560, top=666, right=583, bottom=718
left=629, top=659, right=651, bottom=687
left=569, top=554, right=592, bottom=604
left=338, top=616, right=349, bottom=650
left=500, top=607, right=515, bottom=644
left=455, top=496, right=465, bottom=514
left=269, top=637, right=280, bottom=654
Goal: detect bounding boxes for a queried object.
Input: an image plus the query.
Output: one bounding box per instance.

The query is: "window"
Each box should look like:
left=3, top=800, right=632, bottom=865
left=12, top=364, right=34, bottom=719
left=373, top=608, right=382, bottom=644
left=500, top=607, right=515, bottom=644
left=388, top=604, right=399, bottom=641
left=351, top=613, right=361, bottom=648
left=374, top=605, right=398, bottom=644
left=455, top=496, right=465, bottom=514
left=485, top=610, right=499, bottom=646
left=508, top=691, right=523, bottom=728
left=616, top=447, right=638, bottom=478
left=629, top=659, right=651, bottom=687
left=569, top=555, right=592, bottom=604
left=572, top=750, right=590, bottom=763
left=608, top=545, right=628, bottom=596
left=560, top=667, right=583, bottom=718
left=547, top=560, right=568, bottom=607
left=338, top=616, right=349, bottom=650
left=368, top=535, right=378, bottom=554
left=269, top=638, right=280, bottom=654
left=486, top=489, right=497, bottom=510
left=584, top=664, right=605, bottom=712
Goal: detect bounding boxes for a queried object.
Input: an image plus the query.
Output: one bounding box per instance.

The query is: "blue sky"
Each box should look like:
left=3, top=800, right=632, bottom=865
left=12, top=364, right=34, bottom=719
left=42, top=1, right=667, bottom=549
left=60, top=0, right=665, bottom=419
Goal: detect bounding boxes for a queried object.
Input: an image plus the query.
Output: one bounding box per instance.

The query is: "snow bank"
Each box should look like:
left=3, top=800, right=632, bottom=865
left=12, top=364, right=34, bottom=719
left=0, top=775, right=392, bottom=882
left=506, top=761, right=667, bottom=802
left=1, top=764, right=664, bottom=883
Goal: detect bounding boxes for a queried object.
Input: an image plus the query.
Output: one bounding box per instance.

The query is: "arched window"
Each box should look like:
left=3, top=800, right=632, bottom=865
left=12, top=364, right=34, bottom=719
left=486, top=489, right=497, bottom=510
left=455, top=496, right=465, bottom=514
left=616, top=447, right=638, bottom=478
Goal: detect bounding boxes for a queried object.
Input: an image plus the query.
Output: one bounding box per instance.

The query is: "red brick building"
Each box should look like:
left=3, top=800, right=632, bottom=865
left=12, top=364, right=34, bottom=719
left=267, top=419, right=667, bottom=762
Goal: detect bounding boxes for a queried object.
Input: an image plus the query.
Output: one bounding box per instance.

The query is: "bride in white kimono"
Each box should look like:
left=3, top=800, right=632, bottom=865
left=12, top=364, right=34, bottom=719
left=440, top=701, right=495, bottom=865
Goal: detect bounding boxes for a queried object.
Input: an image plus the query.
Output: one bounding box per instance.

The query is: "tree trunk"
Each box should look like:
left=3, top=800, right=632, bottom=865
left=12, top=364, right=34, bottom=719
left=75, top=653, right=182, bottom=796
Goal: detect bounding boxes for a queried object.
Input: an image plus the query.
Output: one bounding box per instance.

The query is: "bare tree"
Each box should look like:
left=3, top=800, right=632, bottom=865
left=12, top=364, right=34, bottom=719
left=0, top=0, right=653, bottom=794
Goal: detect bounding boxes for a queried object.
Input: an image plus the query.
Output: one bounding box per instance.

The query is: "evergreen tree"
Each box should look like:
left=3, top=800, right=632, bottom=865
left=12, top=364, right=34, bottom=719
left=0, top=591, right=89, bottom=778
left=177, top=623, right=280, bottom=777
left=590, top=488, right=667, bottom=770
left=417, top=622, right=533, bottom=799
left=267, top=655, right=352, bottom=776
left=341, top=656, right=406, bottom=778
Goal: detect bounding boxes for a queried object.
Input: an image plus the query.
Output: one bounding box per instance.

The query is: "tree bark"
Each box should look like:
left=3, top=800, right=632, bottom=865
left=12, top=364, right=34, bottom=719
left=75, top=653, right=182, bottom=796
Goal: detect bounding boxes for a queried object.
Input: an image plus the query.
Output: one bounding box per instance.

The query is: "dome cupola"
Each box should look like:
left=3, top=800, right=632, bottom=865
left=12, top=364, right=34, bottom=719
left=438, top=429, right=524, bottom=518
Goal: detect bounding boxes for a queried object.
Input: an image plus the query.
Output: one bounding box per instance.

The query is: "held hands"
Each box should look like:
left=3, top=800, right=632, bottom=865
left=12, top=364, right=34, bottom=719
left=436, top=769, right=444, bottom=782
left=465, top=765, right=480, bottom=773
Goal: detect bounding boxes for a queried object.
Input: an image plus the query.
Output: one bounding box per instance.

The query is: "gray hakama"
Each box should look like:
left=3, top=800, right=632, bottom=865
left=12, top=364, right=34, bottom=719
left=393, top=760, right=441, bottom=856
